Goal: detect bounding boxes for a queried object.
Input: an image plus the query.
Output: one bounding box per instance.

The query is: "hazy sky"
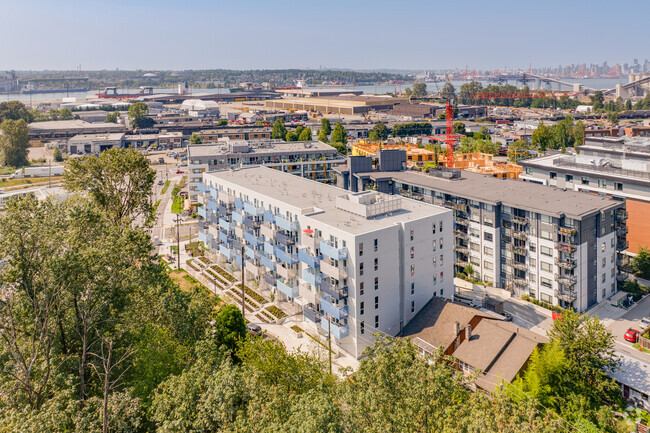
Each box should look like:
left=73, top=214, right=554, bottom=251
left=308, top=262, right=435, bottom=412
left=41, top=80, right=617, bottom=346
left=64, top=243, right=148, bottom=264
left=1, top=0, right=647, bottom=71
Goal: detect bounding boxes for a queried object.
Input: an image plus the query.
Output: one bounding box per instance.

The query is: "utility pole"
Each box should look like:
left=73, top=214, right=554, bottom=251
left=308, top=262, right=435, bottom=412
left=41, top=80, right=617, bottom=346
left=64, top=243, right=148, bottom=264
left=175, top=213, right=181, bottom=270
left=327, top=313, right=332, bottom=375
left=241, top=245, right=245, bottom=320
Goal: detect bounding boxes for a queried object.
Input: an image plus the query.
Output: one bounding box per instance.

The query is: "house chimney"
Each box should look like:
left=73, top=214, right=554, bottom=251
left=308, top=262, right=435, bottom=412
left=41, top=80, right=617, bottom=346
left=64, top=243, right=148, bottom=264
left=467, top=324, right=472, bottom=340
left=454, top=321, right=460, bottom=336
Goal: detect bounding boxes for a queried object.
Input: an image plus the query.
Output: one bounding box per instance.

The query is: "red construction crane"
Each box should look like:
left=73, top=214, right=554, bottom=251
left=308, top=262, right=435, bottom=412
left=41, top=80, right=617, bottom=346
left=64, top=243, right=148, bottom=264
left=445, top=99, right=457, bottom=168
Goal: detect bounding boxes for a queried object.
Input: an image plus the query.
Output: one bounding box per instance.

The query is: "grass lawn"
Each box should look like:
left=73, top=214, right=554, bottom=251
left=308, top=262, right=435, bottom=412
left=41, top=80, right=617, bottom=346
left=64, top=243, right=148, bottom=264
left=171, top=196, right=183, bottom=214
left=0, top=166, right=16, bottom=176
left=0, top=176, right=63, bottom=188
left=161, top=180, right=171, bottom=194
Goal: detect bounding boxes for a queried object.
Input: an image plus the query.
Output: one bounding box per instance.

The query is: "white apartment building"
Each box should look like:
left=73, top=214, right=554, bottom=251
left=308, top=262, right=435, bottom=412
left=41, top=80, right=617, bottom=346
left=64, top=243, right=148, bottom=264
left=198, top=166, right=454, bottom=358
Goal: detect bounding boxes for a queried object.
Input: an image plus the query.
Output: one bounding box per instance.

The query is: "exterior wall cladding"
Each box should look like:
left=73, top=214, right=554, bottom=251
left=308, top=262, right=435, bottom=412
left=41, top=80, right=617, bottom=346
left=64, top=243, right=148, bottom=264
left=198, top=168, right=454, bottom=359
left=340, top=168, right=626, bottom=313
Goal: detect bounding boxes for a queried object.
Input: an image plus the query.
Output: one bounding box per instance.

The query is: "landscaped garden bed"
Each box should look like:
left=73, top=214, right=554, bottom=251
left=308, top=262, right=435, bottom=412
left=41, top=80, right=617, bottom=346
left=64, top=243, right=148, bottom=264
left=266, top=305, right=287, bottom=319
left=236, top=283, right=270, bottom=305
left=212, top=265, right=237, bottom=283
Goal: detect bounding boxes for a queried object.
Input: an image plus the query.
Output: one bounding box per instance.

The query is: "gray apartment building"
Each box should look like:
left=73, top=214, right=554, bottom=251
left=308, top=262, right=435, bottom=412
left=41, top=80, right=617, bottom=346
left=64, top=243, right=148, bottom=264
left=519, top=136, right=649, bottom=254
left=335, top=150, right=626, bottom=312
left=186, top=139, right=346, bottom=204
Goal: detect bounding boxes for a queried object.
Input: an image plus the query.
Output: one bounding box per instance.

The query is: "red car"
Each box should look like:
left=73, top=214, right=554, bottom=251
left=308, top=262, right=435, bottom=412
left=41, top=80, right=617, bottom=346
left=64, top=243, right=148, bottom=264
left=175, top=170, right=184, bottom=174
left=624, top=328, right=640, bottom=343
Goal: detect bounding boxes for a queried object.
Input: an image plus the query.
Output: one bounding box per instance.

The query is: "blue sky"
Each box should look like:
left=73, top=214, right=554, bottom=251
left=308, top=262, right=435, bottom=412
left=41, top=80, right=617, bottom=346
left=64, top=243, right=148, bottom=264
left=1, top=0, right=647, bottom=71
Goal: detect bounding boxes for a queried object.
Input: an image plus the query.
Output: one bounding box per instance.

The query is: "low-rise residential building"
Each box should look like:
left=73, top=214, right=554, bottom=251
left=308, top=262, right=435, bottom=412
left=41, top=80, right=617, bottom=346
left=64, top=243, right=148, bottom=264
left=29, top=120, right=125, bottom=139
left=158, top=131, right=183, bottom=148
left=186, top=140, right=346, bottom=203
left=198, top=128, right=271, bottom=143
left=336, top=151, right=626, bottom=312
left=519, top=136, right=649, bottom=253
left=123, top=133, right=158, bottom=149
left=66, top=133, right=125, bottom=154
left=198, top=166, right=454, bottom=358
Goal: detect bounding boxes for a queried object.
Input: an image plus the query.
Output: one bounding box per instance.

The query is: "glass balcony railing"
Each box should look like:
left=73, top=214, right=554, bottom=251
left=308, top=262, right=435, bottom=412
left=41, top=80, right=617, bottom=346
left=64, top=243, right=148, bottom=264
left=260, top=253, right=275, bottom=271
left=232, top=211, right=243, bottom=225
left=302, top=267, right=322, bottom=286
left=219, top=245, right=233, bottom=259
left=276, top=232, right=294, bottom=246
left=264, top=241, right=274, bottom=255
left=198, top=230, right=207, bottom=243
left=219, top=230, right=233, bottom=244
left=219, top=218, right=231, bottom=231
left=303, top=303, right=320, bottom=323
left=320, top=278, right=348, bottom=300
left=320, top=319, right=349, bottom=339
left=274, top=246, right=299, bottom=265
left=298, top=249, right=321, bottom=268
left=243, top=201, right=263, bottom=217
left=320, top=241, right=348, bottom=261
left=275, top=215, right=299, bottom=232
left=264, top=273, right=276, bottom=286
left=207, top=199, right=218, bottom=212
left=234, top=198, right=243, bottom=210
left=277, top=279, right=299, bottom=299
left=263, top=210, right=275, bottom=223
left=320, top=297, right=348, bottom=320
left=197, top=206, right=207, bottom=219
left=209, top=186, right=218, bottom=198
left=196, top=182, right=205, bottom=193
left=245, top=246, right=257, bottom=260
left=244, top=231, right=263, bottom=246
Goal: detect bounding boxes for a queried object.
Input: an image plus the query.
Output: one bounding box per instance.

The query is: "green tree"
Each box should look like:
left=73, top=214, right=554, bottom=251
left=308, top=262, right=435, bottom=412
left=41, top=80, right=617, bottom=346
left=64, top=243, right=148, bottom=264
left=368, top=131, right=379, bottom=141
left=298, top=127, right=312, bottom=141
left=631, top=246, right=650, bottom=279
left=272, top=118, right=287, bottom=140
left=189, top=132, right=202, bottom=144
left=591, top=91, right=604, bottom=110
left=0, top=118, right=30, bottom=167
left=128, top=102, right=154, bottom=128
left=0, top=100, right=33, bottom=123
left=479, top=125, right=489, bottom=135
left=372, top=122, right=389, bottom=140
left=217, top=119, right=228, bottom=126
left=412, top=82, right=427, bottom=98
left=320, top=118, right=332, bottom=136
left=531, top=122, right=553, bottom=151
left=104, top=111, right=120, bottom=123
left=458, top=81, right=483, bottom=105
left=330, top=142, right=347, bottom=154
left=507, top=139, right=531, bottom=162
left=607, top=111, right=619, bottom=126
left=52, top=146, right=63, bottom=162
left=453, top=121, right=466, bottom=135
left=330, top=122, right=347, bottom=145
left=441, top=82, right=456, bottom=100
left=285, top=131, right=298, bottom=141
left=295, top=125, right=304, bottom=137
left=404, top=87, right=412, bottom=98
left=552, top=115, right=574, bottom=149
left=63, top=148, right=156, bottom=225
left=625, top=99, right=632, bottom=110
left=213, top=305, right=246, bottom=355
left=317, top=128, right=328, bottom=143
left=573, top=120, right=586, bottom=147
left=59, top=108, right=74, bottom=120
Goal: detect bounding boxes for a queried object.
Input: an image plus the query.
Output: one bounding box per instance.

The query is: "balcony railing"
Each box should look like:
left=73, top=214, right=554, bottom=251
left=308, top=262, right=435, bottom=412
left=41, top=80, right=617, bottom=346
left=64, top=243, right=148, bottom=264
left=197, top=206, right=207, bottom=219
left=276, top=264, right=297, bottom=280
left=218, top=218, right=231, bottom=231
left=298, top=249, right=321, bottom=268
left=198, top=230, right=207, bottom=244
left=454, top=218, right=469, bottom=226
left=244, top=231, right=263, bottom=246
left=245, top=246, right=258, bottom=260
left=232, top=211, right=243, bottom=225
left=555, top=257, right=576, bottom=269
left=320, top=297, right=348, bottom=320
left=555, top=273, right=577, bottom=286
left=511, top=215, right=529, bottom=225
left=303, top=303, right=320, bottom=323
left=321, top=319, right=349, bottom=339
left=243, top=201, right=263, bottom=217
left=277, top=279, right=299, bottom=299
left=320, top=260, right=347, bottom=281
left=556, top=242, right=576, bottom=253
left=320, top=240, right=348, bottom=261
left=302, top=267, right=322, bottom=286
left=275, top=215, right=299, bottom=232
left=219, top=230, right=233, bottom=244
left=274, top=246, right=299, bottom=265
left=263, top=210, right=275, bottom=224
left=234, top=198, right=243, bottom=210
left=243, top=216, right=260, bottom=230
left=209, top=186, right=218, bottom=198
left=264, top=273, right=276, bottom=286
left=264, top=241, right=274, bottom=255
left=197, top=220, right=206, bottom=230
left=558, top=226, right=577, bottom=236
left=219, top=245, right=233, bottom=260
left=276, top=232, right=294, bottom=246
left=555, top=288, right=576, bottom=302
left=260, top=253, right=275, bottom=270
left=453, top=229, right=469, bottom=238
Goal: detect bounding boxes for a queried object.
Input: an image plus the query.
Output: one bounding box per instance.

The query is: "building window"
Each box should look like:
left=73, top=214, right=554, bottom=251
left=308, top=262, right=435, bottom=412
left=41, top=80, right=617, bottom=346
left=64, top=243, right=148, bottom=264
left=550, top=172, right=557, bottom=179
left=602, top=273, right=606, bottom=283
left=598, top=179, right=607, bottom=188
left=374, top=296, right=379, bottom=309
left=359, top=262, right=364, bottom=276
left=410, top=246, right=415, bottom=258
left=484, top=246, right=494, bottom=257
left=541, top=277, right=552, bottom=288
left=602, top=257, right=606, bottom=268
left=374, top=238, right=378, bottom=252
left=374, top=277, right=379, bottom=290
left=439, top=238, right=444, bottom=249
left=432, top=256, right=437, bottom=267
left=602, top=242, right=606, bottom=252
left=530, top=243, right=536, bottom=253
left=359, top=242, right=364, bottom=256
left=374, top=258, right=378, bottom=271
left=411, top=300, right=415, bottom=313
left=360, top=301, right=365, bottom=315
left=611, top=252, right=615, bottom=263
left=484, top=217, right=493, bottom=227
left=541, top=262, right=553, bottom=272
left=483, top=261, right=493, bottom=271
left=565, top=174, right=573, bottom=182
left=411, top=265, right=415, bottom=277
left=440, top=254, right=444, bottom=266
left=615, top=182, right=623, bottom=191
left=360, top=282, right=364, bottom=295
left=360, top=321, right=365, bottom=335
left=484, top=232, right=493, bottom=242
left=432, top=240, right=436, bottom=251
left=440, top=288, right=444, bottom=296
left=432, top=223, right=437, bottom=234
left=530, top=258, right=537, bottom=267
left=375, top=315, right=379, bottom=329
left=440, top=271, right=444, bottom=283
left=410, top=229, right=414, bottom=241
left=433, top=274, right=437, bottom=285
left=581, top=177, right=589, bottom=185
left=541, top=246, right=553, bottom=256
left=411, top=282, right=415, bottom=295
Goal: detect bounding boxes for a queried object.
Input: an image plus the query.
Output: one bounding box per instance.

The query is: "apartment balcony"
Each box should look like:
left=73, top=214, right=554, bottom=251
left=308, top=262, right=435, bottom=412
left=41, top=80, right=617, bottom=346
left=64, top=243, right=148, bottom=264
left=555, top=273, right=577, bottom=286
left=232, top=239, right=243, bottom=251
left=209, top=186, right=218, bottom=198
left=556, top=242, right=576, bottom=253
left=264, top=273, right=276, bottom=287
left=320, top=297, right=349, bottom=320
left=512, top=231, right=527, bottom=241
left=302, top=267, right=322, bottom=286
left=513, top=278, right=528, bottom=289
left=245, top=260, right=263, bottom=277
left=555, top=257, right=576, bottom=270
left=196, top=182, right=205, bottom=193
left=320, top=278, right=348, bottom=301
left=555, top=288, right=577, bottom=302
left=263, top=241, right=274, bottom=256
left=234, top=197, right=243, bottom=210
left=277, top=279, right=300, bottom=299
left=617, top=226, right=628, bottom=236
left=197, top=220, right=206, bottom=230
left=218, top=194, right=234, bottom=206
left=454, top=259, right=469, bottom=268
left=617, top=239, right=629, bottom=250
left=260, top=224, right=275, bottom=240
left=513, top=246, right=527, bottom=255
left=263, top=210, right=275, bottom=224
left=234, top=226, right=244, bottom=240
left=320, top=259, right=347, bottom=281
left=197, top=206, right=207, bottom=219
left=276, top=232, right=295, bottom=247
left=232, top=211, right=244, bottom=225
left=298, top=249, right=321, bottom=268
left=243, top=201, right=263, bottom=217
left=301, top=234, right=322, bottom=252
left=219, top=245, right=233, bottom=260
left=198, top=230, right=207, bottom=244
left=260, top=253, right=276, bottom=271
left=303, top=303, right=320, bottom=323
left=274, top=246, right=299, bottom=265
left=510, top=260, right=527, bottom=271
left=245, top=246, right=259, bottom=260
left=217, top=203, right=230, bottom=215
left=206, top=199, right=218, bottom=212
left=243, top=216, right=260, bottom=230
left=453, top=229, right=469, bottom=239
left=275, top=215, right=299, bottom=232
left=558, top=226, right=577, bottom=236
left=276, top=264, right=297, bottom=280
left=455, top=245, right=469, bottom=254
left=511, top=215, right=529, bottom=225
left=244, top=231, right=263, bottom=247
left=616, top=210, right=628, bottom=222
left=454, top=218, right=469, bottom=226
left=218, top=218, right=231, bottom=231
left=320, top=240, right=348, bottom=261
left=321, top=319, right=349, bottom=340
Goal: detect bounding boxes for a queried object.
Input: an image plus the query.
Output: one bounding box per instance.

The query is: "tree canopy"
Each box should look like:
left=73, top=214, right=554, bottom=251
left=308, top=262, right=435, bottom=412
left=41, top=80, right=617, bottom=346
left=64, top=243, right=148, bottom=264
left=128, top=102, right=154, bottom=128
left=412, top=82, right=427, bottom=98
left=0, top=119, right=30, bottom=167
left=298, top=127, right=312, bottom=141
left=330, top=122, right=347, bottom=145
left=271, top=118, right=287, bottom=140
left=189, top=133, right=202, bottom=144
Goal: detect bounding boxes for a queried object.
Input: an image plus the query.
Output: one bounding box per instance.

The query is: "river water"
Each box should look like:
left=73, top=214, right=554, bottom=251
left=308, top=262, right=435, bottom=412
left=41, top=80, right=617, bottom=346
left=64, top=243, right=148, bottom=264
left=2, top=78, right=627, bottom=104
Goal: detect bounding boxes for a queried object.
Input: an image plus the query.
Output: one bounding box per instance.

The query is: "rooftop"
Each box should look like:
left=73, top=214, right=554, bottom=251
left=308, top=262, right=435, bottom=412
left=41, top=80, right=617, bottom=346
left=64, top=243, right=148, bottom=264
left=356, top=168, right=621, bottom=219
left=29, top=120, right=125, bottom=131
left=188, top=140, right=342, bottom=158
left=68, top=132, right=125, bottom=142
left=204, top=166, right=449, bottom=235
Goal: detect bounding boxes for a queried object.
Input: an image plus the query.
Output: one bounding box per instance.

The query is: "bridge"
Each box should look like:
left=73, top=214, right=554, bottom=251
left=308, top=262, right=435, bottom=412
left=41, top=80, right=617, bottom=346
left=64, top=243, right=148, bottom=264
left=603, top=75, right=650, bottom=98
left=485, top=72, right=598, bottom=95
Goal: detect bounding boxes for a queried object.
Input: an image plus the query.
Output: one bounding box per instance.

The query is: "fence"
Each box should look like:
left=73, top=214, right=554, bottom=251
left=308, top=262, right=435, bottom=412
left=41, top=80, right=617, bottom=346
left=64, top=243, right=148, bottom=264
left=640, top=335, right=650, bottom=352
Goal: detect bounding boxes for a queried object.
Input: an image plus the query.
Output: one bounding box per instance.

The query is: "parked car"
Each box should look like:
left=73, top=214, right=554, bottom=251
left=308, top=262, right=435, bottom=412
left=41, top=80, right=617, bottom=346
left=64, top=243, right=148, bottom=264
left=624, top=328, right=640, bottom=343
left=638, top=317, right=650, bottom=332
left=158, top=157, right=165, bottom=164
left=157, top=180, right=164, bottom=186
left=246, top=323, right=263, bottom=337
left=175, top=170, right=184, bottom=174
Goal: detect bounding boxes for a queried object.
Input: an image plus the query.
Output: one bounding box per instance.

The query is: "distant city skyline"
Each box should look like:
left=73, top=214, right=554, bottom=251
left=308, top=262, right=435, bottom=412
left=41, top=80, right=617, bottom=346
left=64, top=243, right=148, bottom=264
left=1, top=0, right=647, bottom=71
